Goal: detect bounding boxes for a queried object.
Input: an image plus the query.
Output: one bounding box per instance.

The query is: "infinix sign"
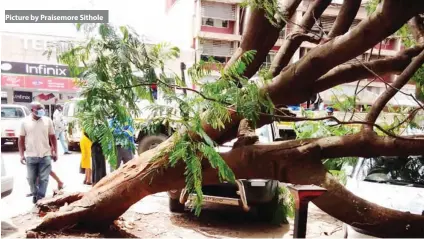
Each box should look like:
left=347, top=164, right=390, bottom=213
left=1, top=61, right=70, bottom=77
left=25, top=64, right=67, bottom=76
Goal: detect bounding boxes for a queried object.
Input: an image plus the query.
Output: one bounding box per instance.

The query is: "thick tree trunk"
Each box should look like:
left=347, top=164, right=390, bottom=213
left=31, top=0, right=424, bottom=237
left=269, top=0, right=332, bottom=76
left=34, top=133, right=424, bottom=237
left=225, top=0, right=302, bottom=79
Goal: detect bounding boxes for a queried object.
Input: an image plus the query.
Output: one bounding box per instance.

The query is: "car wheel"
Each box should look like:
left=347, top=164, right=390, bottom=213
left=137, top=134, right=168, bottom=154
left=256, top=193, right=279, bottom=222
left=169, top=197, right=185, bottom=213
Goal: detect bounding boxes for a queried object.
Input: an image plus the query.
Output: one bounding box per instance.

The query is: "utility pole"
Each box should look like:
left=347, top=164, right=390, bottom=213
left=180, top=62, right=187, bottom=96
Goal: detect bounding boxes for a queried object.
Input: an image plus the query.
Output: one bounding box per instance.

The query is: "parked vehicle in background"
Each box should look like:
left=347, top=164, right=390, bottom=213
left=167, top=121, right=296, bottom=221
left=62, top=98, right=83, bottom=150
left=343, top=155, right=424, bottom=238
left=62, top=97, right=177, bottom=152
left=1, top=104, right=31, bottom=147
left=1, top=156, right=14, bottom=198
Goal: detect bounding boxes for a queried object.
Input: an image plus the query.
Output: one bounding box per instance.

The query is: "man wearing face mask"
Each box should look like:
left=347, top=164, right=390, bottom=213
left=18, top=102, right=57, bottom=203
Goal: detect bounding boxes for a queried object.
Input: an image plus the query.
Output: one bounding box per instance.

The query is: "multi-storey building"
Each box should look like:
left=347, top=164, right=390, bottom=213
left=164, top=0, right=418, bottom=109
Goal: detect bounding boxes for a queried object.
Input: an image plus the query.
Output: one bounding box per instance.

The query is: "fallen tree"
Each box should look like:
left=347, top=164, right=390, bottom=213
left=34, top=0, right=424, bottom=237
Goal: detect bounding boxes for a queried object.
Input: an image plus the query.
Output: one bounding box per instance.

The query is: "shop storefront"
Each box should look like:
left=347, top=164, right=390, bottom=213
left=1, top=33, right=79, bottom=118
left=1, top=61, right=79, bottom=117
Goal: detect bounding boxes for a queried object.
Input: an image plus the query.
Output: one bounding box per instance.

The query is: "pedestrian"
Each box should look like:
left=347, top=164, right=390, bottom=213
left=53, top=105, right=71, bottom=155
left=324, top=107, right=338, bottom=126
left=109, top=116, right=135, bottom=172
left=80, top=131, right=93, bottom=185
left=18, top=102, right=58, bottom=204
left=91, top=141, right=107, bottom=185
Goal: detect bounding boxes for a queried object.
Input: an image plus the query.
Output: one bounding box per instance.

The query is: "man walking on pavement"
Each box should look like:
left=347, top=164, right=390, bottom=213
left=53, top=104, right=71, bottom=155
left=18, top=102, right=58, bottom=203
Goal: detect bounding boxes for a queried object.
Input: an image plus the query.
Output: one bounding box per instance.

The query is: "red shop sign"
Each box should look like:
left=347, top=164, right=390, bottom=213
left=24, top=76, right=47, bottom=89
left=24, top=76, right=79, bottom=91
left=1, top=75, right=25, bottom=87
left=2, top=74, right=80, bottom=91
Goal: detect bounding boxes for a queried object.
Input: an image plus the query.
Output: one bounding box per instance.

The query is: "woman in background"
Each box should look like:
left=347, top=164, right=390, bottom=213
left=80, top=131, right=93, bottom=185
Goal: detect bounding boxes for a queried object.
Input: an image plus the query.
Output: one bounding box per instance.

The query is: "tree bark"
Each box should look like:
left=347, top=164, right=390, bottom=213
left=266, top=0, right=424, bottom=106
left=225, top=0, right=302, bottom=79
left=269, top=0, right=332, bottom=76
left=328, top=0, right=361, bottom=38
left=30, top=1, right=424, bottom=237
left=313, top=45, right=424, bottom=93
left=409, top=15, right=424, bottom=44
left=365, top=49, right=424, bottom=129
left=34, top=133, right=424, bottom=237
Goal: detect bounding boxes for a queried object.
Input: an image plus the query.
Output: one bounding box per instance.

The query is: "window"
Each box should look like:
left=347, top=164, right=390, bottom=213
left=201, top=55, right=226, bottom=63
left=1, top=107, right=25, bottom=118
left=221, top=20, right=228, bottom=28
left=202, top=18, right=229, bottom=28
left=200, top=40, right=234, bottom=57
left=203, top=18, right=214, bottom=26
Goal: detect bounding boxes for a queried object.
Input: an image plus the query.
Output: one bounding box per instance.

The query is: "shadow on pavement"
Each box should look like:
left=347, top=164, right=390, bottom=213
left=170, top=204, right=290, bottom=238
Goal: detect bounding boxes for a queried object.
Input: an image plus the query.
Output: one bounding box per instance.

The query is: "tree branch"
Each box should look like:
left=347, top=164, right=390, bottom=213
left=313, top=45, right=424, bottom=93
left=116, top=82, right=232, bottom=106
left=365, top=49, right=424, bottom=129
left=34, top=132, right=424, bottom=236
left=269, top=0, right=332, bottom=76
left=409, top=15, right=424, bottom=44
left=328, top=0, right=362, bottom=38
left=266, top=0, right=424, bottom=106
left=225, top=0, right=302, bottom=79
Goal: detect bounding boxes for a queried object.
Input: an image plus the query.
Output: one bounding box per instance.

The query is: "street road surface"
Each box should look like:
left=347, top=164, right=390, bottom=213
left=1, top=144, right=343, bottom=238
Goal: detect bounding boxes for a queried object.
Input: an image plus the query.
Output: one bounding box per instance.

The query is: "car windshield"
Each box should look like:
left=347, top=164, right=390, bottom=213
left=357, top=156, right=424, bottom=187
left=1, top=107, right=25, bottom=118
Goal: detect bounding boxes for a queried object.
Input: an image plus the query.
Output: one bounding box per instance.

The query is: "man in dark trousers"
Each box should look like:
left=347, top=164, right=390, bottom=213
left=19, top=102, right=58, bottom=203
left=91, top=141, right=106, bottom=185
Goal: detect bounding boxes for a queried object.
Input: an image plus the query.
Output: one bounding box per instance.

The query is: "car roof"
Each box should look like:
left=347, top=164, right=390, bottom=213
left=1, top=104, right=27, bottom=108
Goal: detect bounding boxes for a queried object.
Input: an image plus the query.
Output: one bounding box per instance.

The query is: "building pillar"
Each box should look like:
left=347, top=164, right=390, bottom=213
left=7, top=89, right=14, bottom=104
left=235, top=5, right=241, bottom=35
left=195, top=0, right=202, bottom=34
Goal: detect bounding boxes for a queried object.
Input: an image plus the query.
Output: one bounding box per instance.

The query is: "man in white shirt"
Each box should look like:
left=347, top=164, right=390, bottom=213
left=53, top=105, right=71, bottom=155
left=18, top=102, right=58, bottom=203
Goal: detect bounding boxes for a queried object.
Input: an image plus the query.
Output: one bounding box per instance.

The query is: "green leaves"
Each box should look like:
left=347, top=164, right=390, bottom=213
left=56, top=23, right=274, bottom=217
left=167, top=134, right=235, bottom=216
left=241, top=0, right=283, bottom=28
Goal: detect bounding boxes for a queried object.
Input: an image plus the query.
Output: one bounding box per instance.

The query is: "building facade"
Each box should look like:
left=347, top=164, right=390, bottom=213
left=164, top=0, right=418, bottom=109
left=1, top=32, right=80, bottom=117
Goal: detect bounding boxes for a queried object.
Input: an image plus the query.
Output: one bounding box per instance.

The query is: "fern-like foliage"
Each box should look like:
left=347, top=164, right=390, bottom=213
left=53, top=23, right=276, bottom=215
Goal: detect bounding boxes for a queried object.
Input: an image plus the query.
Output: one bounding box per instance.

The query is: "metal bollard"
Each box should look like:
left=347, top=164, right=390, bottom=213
left=287, top=184, right=327, bottom=238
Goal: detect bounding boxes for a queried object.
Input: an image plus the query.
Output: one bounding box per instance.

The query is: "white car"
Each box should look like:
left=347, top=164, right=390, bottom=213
left=1, top=156, right=14, bottom=198
left=343, top=156, right=424, bottom=238
left=1, top=104, right=31, bottom=146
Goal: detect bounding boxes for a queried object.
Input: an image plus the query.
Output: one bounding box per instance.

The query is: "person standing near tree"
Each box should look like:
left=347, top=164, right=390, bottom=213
left=53, top=105, right=71, bottom=155
left=109, top=116, right=135, bottom=172
left=80, top=131, right=93, bottom=185
left=18, top=102, right=58, bottom=203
